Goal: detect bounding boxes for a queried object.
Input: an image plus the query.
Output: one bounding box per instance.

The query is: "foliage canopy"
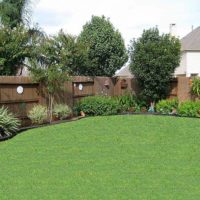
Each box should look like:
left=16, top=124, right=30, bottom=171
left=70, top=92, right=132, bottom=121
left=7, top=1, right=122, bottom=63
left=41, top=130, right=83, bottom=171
left=78, top=16, right=128, bottom=76
left=0, top=26, right=31, bottom=75
left=129, top=28, right=181, bottom=102
left=0, top=0, right=32, bottom=28
left=29, top=33, right=70, bottom=122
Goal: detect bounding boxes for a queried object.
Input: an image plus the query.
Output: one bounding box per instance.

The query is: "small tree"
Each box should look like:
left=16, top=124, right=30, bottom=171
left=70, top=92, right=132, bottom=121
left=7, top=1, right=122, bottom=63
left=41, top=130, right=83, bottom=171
left=29, top=35, right=70, bottom=122
left=129, top=28, right=181, bottom=103
left=77, top=15, right=128, bottom=76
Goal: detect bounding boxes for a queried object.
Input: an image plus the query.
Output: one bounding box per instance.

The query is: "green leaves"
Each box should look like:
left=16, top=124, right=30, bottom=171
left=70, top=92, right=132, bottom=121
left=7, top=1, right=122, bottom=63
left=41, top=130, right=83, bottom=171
left=156, top=98, right=179, bottom=114
left=74, top=96, right=119, bottom=116
left=28, top=105, right=48, bottom=125
left=178, top=101, right=200, bottom=117
left=191, top=78, right=200, bottom=97
left=129, top=28, right=181, bottom=102
left=53, top=104, right=72, bottom=120
left=28, top=33, right=71, bottom=122
left=0, top=0, right=32, bottom=28
left=77, top=15, right=128, bottom=76
left=0, top=106, right=20, bottom=137
left=0, top=25, right=31, bottom=75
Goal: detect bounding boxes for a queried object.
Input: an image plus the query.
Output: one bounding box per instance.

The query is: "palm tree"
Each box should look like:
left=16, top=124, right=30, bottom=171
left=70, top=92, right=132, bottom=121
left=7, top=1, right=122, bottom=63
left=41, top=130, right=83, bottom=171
left=0, top=0, right=32, bottom=28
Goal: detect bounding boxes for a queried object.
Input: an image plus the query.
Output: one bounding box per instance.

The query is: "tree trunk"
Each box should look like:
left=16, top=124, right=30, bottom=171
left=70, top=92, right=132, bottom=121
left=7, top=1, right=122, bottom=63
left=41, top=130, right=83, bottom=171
left=48, top=92, right=54, bottom=123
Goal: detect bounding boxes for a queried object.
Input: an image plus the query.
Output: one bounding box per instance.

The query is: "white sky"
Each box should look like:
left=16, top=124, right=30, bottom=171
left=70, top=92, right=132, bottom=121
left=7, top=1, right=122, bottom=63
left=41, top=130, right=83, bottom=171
left=32, top=0, right=200, bottom=45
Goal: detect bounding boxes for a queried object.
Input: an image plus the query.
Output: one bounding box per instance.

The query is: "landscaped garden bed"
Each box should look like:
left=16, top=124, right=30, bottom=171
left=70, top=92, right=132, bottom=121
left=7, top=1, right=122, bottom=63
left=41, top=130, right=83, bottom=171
left=1, top=115, right=200, bottom=199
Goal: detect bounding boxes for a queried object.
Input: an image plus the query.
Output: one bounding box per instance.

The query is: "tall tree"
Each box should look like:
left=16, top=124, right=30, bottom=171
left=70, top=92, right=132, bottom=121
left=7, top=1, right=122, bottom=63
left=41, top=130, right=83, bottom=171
left=129, top=28, right=181, bottom=103
left=77, top=15, right=128, bottom=76
left=0, top=0, right=31, bottom=28
left=0, top=26, right=31, bottom=75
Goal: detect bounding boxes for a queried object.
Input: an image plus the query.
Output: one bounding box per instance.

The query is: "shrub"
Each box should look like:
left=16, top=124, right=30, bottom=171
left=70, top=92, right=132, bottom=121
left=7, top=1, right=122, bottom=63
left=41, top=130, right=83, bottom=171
left=53, top=104, right=72, bottom=120
left=0, top=106, right=20, bottom=137
left=178, top=101, right=200, bottom=117
left=75, top=96, right=119, bottom=116
left=191, top=78, right=200, bottom=97
left=115, top=94, right=140, bottom=112
left=156, top=98, right=179, bottom=114
left=28, top=105, right=48, bottom=124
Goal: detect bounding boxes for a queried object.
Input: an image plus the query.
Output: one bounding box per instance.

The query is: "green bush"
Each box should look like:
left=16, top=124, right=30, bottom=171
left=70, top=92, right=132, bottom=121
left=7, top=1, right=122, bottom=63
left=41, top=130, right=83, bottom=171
left=53, top=104, right=72, bottom=120
left=178, top=101, right=200, bottom=117
left=75, top=96, right=119, bottom=116
left=191, top=78, right=200, bottom=97
left=0, top=106, right=20, bottom=137
left=28, top=105, right=48, bottom=124
left=115, top=94, right=140, bottom=112
left=156, top=98, right=179, bottom=114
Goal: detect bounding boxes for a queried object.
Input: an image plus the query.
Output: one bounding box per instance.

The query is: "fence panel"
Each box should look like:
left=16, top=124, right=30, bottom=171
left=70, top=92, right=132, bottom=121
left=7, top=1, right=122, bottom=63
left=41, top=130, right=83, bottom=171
left=0, top=76, right=40, bottom=126
left=0, top=76, right=192, bottom=126
left=72, top=76, right=94, bottom=105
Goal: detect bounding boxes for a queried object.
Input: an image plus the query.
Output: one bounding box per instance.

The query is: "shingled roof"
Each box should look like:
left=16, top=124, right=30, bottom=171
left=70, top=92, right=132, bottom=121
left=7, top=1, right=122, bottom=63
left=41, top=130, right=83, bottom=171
left=114, top=65, right=134, bottom=78
left=181, top=26, right=200, bottom=51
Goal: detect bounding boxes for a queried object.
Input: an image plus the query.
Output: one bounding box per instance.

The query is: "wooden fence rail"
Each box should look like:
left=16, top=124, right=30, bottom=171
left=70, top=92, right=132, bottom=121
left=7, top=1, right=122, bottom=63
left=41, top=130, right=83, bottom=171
left=0, top=76, right=192, bottom=126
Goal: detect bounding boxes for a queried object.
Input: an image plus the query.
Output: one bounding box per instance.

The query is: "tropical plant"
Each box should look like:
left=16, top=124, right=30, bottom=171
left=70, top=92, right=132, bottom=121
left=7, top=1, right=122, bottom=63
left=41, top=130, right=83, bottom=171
left=53, top=104, right=72, bottom=120
left=77, top=15, right=128, bottom=76
left=0, top=106, right=20, bottom=137
left=156, top=98, right=179, bottom=114
left=28, top=105, right=48, bottom=124
left=129, top=27, right=181, bottom=103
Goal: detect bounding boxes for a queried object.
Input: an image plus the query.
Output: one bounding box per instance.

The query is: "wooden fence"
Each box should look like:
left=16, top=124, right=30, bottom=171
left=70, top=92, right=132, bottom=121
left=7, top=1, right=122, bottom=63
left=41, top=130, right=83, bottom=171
left=0, top=76, right=192, bottom=126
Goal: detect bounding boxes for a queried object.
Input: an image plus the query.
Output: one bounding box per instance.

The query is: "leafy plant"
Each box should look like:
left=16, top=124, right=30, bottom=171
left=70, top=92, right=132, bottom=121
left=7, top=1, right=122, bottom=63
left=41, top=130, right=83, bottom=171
left=115, top=94, right=140, bottom=112
left=28, top=105, right=48, bottom=124
left=178, top=101, right=200, bottom=117
left=53, top=104, right=72, bottom=120
left=52, top=30, right=89, bottom=76
left=191, top=78, right=200, bottom=97
left=77, top=15, right=128, bottom=76
left=0, top=106, right=20, bottom=137
left=29, top=35, right=70, bottom=122
left=156, top=98, right=179, bottom=114
left=129, top=27, right=181, bottom=102
left=0, top=25, right=31, bottom=75
left=0, top=0, right=32, bottom=28
left=75, top=96, right=119, bottom=116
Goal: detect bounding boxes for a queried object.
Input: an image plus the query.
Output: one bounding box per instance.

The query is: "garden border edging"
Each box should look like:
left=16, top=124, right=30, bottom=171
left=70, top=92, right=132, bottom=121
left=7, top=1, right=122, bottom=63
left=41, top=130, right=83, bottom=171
left=1, top=112, right=199, bottom=142
left=0, top=116, right=85, bottom=142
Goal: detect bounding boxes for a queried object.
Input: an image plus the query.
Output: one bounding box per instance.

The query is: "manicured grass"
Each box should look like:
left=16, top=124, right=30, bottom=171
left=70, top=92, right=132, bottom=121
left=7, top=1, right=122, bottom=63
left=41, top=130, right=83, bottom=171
left=1, top=115, right=200, bottom=199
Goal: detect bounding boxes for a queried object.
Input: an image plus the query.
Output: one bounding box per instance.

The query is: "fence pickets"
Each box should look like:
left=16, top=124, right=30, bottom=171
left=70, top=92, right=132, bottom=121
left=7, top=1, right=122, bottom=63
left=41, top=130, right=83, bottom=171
left=0, top=76, right=191, bottom=126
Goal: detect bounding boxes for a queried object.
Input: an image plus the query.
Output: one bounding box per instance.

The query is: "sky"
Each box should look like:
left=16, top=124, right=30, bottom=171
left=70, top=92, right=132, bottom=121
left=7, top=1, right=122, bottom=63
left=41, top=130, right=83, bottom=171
left=32, top=0, right=200, bottom=45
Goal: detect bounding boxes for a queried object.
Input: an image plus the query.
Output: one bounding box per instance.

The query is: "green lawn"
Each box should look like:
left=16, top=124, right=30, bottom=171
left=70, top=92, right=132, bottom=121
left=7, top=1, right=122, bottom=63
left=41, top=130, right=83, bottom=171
left=1, top=115, right=200, bottom=200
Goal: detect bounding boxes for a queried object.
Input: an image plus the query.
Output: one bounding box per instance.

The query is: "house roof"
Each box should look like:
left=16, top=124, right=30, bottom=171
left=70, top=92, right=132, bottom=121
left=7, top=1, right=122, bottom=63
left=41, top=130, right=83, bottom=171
left=181, top=26, right=200, bottom=51
left=114, top=65, right=134, bottom=78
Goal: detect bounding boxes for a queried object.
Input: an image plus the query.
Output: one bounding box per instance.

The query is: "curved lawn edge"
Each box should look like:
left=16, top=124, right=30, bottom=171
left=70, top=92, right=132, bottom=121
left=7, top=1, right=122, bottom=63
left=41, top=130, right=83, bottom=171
left=0, top=116, right=84, bottom=142
left=1, top=112, right=199, bottom=142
